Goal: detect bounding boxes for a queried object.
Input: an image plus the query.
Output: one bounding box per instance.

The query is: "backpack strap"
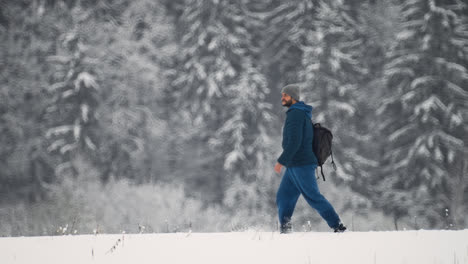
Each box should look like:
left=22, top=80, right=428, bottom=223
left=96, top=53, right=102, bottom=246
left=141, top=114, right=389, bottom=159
left=318, top=150, right=336, bottom=182
left=330, top=149, right=337, bottom=171
left=320, top=165, right=326, bottom=181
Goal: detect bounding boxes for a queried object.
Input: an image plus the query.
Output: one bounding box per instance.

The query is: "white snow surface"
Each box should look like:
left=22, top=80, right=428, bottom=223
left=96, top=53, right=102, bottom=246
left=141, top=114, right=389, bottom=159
left=2, top=230, right=467, bottom=264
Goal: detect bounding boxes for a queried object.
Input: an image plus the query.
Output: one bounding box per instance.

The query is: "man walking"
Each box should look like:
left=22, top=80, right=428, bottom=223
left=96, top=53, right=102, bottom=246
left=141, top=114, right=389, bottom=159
left=274, top=84, right=346, bottom=233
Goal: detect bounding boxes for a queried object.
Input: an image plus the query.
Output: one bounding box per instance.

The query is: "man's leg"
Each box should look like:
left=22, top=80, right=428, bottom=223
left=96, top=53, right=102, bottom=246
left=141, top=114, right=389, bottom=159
left=276, top=169, right=301, bottom=229
left=289, top=165, right=341, bottom=229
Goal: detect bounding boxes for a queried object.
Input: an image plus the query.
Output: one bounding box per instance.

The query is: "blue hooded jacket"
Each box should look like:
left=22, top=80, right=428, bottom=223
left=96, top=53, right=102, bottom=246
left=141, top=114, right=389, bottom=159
left=277, top=101, right=318, bottom=167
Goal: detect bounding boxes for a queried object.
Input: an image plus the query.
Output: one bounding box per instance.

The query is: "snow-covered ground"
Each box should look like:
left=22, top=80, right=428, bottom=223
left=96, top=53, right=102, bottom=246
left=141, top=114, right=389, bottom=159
left=1, top=229, right=467, bottom=264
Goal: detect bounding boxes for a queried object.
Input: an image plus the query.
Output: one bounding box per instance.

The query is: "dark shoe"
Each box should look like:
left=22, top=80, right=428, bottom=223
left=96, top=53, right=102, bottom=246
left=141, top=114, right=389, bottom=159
left=334, top=223, right=347, bottom=233
left=280, top=221, right=292, bottom=234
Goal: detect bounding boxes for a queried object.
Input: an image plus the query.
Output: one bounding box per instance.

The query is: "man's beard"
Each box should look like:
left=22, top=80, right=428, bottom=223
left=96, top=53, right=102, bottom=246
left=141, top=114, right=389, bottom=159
left=282, top=98, right=293, bottom=107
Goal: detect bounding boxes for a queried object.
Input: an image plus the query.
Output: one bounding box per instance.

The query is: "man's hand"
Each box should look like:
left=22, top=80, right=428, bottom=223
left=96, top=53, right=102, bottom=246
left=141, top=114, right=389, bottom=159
left=274, top=162, right=283, bottom=174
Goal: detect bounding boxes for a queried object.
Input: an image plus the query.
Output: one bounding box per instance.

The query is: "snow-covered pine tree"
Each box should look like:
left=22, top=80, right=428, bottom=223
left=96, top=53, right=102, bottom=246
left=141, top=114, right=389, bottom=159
left=165, top=0, right=276, bottom=206
left=263, top=0, right=320, bottom=84
left=299, top=0, right=378, bottom=186
left=0, top=0, right=60, bottom=202
left=45, top=7, right=101, bottom=178
left=455, top=0, right=468, bottom=229
left=88, top=0, right=177, bottom=183
left=261, top=0, right=382, bottom=219
left=377, top=0, right=468, bottom=229
left=263, top=0, right=379, bottom=184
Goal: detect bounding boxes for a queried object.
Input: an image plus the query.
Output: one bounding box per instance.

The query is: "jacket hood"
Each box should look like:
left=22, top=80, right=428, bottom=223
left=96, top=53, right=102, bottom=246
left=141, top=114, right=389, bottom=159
left=288, top=101, right=312, bottom=119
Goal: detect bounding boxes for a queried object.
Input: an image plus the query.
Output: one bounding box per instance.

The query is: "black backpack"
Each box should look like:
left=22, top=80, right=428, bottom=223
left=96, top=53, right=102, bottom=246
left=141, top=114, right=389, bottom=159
left=312, top=123, right=336, bottom=181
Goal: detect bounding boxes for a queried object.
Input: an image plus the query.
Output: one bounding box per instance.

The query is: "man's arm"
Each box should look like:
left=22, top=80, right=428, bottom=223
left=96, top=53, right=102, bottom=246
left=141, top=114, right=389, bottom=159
left=277, top=110, right=304, bottom=167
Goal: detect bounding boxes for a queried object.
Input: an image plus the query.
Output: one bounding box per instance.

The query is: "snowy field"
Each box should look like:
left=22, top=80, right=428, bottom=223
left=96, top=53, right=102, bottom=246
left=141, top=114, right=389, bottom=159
left=1, top=229, right=467, bottom=264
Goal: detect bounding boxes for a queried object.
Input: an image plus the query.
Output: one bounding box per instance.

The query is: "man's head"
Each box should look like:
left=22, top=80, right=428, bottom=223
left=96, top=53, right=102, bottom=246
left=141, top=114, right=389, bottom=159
left=281, top=84, right=300, bottom=107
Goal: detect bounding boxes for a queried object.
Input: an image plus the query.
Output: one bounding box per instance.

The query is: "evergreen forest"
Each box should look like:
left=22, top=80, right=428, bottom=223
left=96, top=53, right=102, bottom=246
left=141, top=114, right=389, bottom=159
left=1, top=0, right=467, bottom=236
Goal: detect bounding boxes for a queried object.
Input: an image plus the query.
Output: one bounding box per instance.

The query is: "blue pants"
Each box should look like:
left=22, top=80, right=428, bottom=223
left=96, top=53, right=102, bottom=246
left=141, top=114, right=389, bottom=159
left=276, top=164, right=340, bottom=229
